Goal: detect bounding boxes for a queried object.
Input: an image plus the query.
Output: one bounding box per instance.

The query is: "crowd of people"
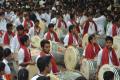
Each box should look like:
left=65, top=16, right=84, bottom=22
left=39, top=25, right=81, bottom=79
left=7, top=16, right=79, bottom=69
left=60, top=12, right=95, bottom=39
left=0, top=0, right=120, bottom=80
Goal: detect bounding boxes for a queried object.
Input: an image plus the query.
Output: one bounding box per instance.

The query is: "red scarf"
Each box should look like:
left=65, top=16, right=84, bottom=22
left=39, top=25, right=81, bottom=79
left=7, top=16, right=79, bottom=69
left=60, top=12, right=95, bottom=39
left=68, top=33, right=73, bottom=46
left=85, top=42, right=100, bottom=59
left=70, top=20, right=80, bottom=33
left=83, top=20, right=97, bottom=37
left=46, top=31, right=59, bottom=42
left=58, top=19, right=67, bottom=28
left=23, top=19, right=33, bottom=33
left=40, top=51, right=58, bottom=73
left=3, top=32, right=15, bottom=45
left=20, top=45, right=31, bottom=62
left=112, top=24, right=117, bottom=37
left=101, top=47, right=119, bottom=66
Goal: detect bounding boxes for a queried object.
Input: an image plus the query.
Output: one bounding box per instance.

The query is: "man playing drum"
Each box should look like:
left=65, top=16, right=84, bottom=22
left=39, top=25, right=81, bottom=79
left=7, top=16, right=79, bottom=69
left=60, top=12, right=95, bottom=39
left=36, top=40, right=58, bottom=74
left=82, top=34, right=101, bottom=60
left=97, top=36, right=119, bottom=74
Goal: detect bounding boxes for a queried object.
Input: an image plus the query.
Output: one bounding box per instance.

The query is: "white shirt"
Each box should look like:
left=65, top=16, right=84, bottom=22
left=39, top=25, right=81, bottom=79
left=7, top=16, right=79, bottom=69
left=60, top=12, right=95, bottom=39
left=0, top=18, right=7, bottom=31
left=10, top=35, right=20, bottom=53
left=63, top=13, right=70, bottom=24
left=64, top=34, right=78, bottom=47
left=44, top=32, right=55, bottom=41
left=67, top=20, right=72, bottom=28
left=3, top=59, right=11, bottom=74
left=97, top=49, right=113, bottom=66
left=106, top=22, right=113, bottom=37
left=80, top=15, right=88, bottom=27
left=50, top=17, right=57, bottom=25
left=14, top=17, right=24, bottom=27
left=93, top=15, right=106, bottom=35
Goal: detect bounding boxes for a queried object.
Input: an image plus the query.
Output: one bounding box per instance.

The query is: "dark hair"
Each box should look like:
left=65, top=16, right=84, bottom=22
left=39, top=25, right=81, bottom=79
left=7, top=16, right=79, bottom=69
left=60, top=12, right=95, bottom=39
left=0, top=46, right=4, bottom=61
left=103, top=71, right=114, bottom=80
left=18, top=68, right=29, bottom=80
left=16, top=25, right=24, bottom=31
left=40, top=40, right=50, bottom=48
left=3, top=48, right=11, bottom=58
left=88, top=34, right=95, bottom=42
left=70, top=13, right=75, bottom=19
left=69, top=25, right=74, bottom=32
left=6, top=23, right=13, bottom=29
left=20, top=35, right=29, bottom=45
left=0, top=61, right=5, bottom=72
left=48, top=23, right=54, bottom=29
left=37, top=56, right=51, bottom=72
left=37, top=76, right=50, bottom=80
left=34, top=19, right=39, bottom=23
left=75, top=76, right=87, bottom=80
left=105, top=36, right=113, bottom=43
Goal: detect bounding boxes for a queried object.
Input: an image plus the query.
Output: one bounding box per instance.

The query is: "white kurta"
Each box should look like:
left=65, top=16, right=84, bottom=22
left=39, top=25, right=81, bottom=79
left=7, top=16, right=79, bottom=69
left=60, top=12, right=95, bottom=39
left=3, top=59, right=11, bottom=74
left=106, top=22, right=113, bottom=37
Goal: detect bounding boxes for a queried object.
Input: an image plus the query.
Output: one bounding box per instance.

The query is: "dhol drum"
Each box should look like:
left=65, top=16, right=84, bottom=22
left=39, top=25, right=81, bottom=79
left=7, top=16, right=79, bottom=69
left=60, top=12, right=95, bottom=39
left=98, top=64, right=120, bottom=80
left=49, top=41, right=66, bottom=65
left=31, top=35, right=41, bottom=48
left=80, top=59, right=97, bottom=80
left=57, top=70, right=82, bottom=80
left=82, top=34, right=89, bottom=49
left=113, top=36, right=120, bottom=59
left=64, top=46, right=83, bottom=71
left=26, top=65, right=38, bottom=80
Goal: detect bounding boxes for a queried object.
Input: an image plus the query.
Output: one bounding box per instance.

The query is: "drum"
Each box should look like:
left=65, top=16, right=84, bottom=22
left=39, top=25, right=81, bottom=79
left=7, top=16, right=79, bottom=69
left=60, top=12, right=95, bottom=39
left=39, top=20, right=46, bottom=33
left=31, top=35, right=41, bottom=48
left=98, top=64, right=120, bottom=80
left=27, top=65, right=38, bottom=80
left=82, top=34, right=88, bottom=49
left=57, top=71, right=82, bottom=80
left=113, top=36, right=120, bottom=59
left=80, top=59, right=97, bottom=80
left=64, top=46, right=83, bottom=70
left=49, top=41, right=66, bottom=65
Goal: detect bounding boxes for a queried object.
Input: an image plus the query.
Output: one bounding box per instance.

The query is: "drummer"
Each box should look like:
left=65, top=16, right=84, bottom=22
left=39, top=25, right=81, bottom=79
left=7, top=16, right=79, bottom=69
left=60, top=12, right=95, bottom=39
left=36, top=39, right=58, bottom=74
left=97, top=36, right=119, bottom=73
left=44, top=23, right=60, bottom=42
left=18, top=35, right=34, bottom=68
left=82, top=34, right=101, bottom=60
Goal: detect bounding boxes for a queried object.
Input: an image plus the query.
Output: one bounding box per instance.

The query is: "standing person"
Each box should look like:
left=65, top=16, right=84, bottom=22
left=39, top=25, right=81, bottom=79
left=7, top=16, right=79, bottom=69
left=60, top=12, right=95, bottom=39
left=18, top=35, right=34, bottom=68
left=3, top=23, right=15, bottom=46
left=36, top=40, right=58, bottom=74
left=32, top=56, right=51, bottom=80
left=10, top=25, right=24, bottom=53
left=44, top=23, right=60, bottom=42
left=83, top=34, right=101, bottom=59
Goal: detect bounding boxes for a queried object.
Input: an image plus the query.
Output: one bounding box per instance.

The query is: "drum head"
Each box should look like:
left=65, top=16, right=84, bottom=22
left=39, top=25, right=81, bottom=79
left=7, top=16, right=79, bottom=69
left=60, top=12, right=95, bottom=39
left=31, top=36, right=41, bottom=48
left=98, top=64, right=120, bottom=80
left=64, top=46, right=79, bottom=70
left=113, top=36, right=120, bottom=59
left=82, top=34, right=88, bottom=49
left=27, top=65, right=38, bottom=80
left=58, top=71, right=82, bottom=80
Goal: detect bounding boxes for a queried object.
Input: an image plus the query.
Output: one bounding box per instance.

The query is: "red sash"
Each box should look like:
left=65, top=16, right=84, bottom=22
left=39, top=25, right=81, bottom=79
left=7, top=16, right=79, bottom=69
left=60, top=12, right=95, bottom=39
left=101, top=47, right=119, bottom=66
left=85, top=43, right=100, bottom=59
left=83, top=21, right=97, bottom=37
left=20, top=45, right=31, bottom=62
left=46, top=31, right=59, bottom=42
left=58, top=19, right=67, bottom=28
left=112, top=24, right=117, bottom=37
left=3, top=32, right=15, bottom=45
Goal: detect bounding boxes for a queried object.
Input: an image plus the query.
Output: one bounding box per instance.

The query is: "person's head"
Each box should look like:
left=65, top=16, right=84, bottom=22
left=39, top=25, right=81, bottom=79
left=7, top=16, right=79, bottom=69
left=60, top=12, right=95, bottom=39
left=6, top=23, right=13, bottom=34
left=0, top=61, right=5, bottom=75
left=48, top=23, right=54, bottom=32
left=69, top=25, right=75, bottom=33
left=88, top=14, right=93, bottom=22
left=70, top=13, right=75, bottom=20
left=37, top=56, right=52, bottom=74
left=0, top=46, right=4, bottom=61
left=18, top=68, right=29, bottom=80
left=114, top=15, right=120, bottom=27
left=3, top=48, right=13, bottom=61
left=24, top=13, right=30, bottom=21
left=106, top=13, right=113, bottom=22
left=103, top=71, right=114, bottom=80
left=20, top=35, right=30, bottom=47
left=40, top=40, right=50, bottom=54
left=105, top=36, right=113, bottom=49
left=34, top=19, right=39, bottom=27
left=75, top=76, right=87, bottom=80
left=16, top=25, right=24, bottom=35
left=88, top=34, right=97, bottom=44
